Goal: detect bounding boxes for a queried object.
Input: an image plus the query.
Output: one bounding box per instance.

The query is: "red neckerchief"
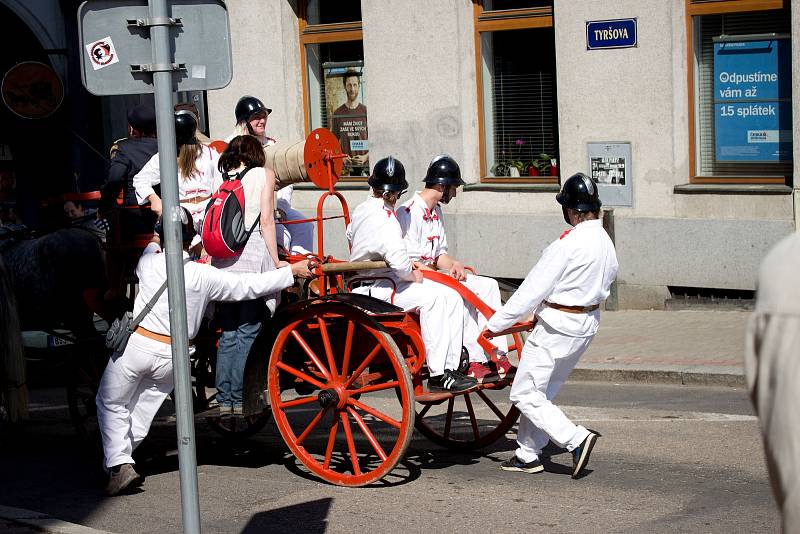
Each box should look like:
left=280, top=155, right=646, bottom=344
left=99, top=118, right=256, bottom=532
left=423, top=207, right=439, bottom=222
left=559, top=228, right=573, bottom=239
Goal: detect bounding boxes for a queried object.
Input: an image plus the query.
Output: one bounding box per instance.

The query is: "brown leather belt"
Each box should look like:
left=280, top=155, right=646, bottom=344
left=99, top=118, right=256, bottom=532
left=183, top=195, right=210, bottom=204
left=544, top=301, right=600, bottom=314
left=135, top=326, right=172, bottom=344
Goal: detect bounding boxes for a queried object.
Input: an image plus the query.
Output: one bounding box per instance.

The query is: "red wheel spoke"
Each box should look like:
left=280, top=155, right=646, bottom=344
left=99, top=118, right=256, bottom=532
left=276, top=361, right=327, bottom=390
left=444, top=397, right=455, bottom=439
left=348, top=398, right=401, bottom=429
left=348, top=406, right=388, bottom=461
left=464, top=394, right=480, bottom=441
left=344, top=342, right=382, bottom=388
left=418, top=403, right=432, bottom=419
left=291, top=330, right=331, bottom=380
left=351, top=380, right=400, bottom=395
left=477, top=389, right=506, bottom=421
left=278, top=396, right=318, bottom=409
left=317, top=318, right=338, bottom=378
left=342, top=320, right=355, bottom=377
left=296, top=407, right=328, bottom=445
left=323, top=417, right=339, bottom=469
left=340, top=412, right=362, bottom=476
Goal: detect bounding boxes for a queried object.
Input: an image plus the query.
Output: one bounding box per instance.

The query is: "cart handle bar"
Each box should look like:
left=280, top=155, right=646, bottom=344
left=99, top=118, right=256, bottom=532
left=319, top=260, right=388, bottom=274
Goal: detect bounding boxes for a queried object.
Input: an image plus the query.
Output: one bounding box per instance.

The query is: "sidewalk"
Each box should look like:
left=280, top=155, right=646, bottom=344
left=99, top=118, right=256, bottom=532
left=574, top=309, right=749, bottom=386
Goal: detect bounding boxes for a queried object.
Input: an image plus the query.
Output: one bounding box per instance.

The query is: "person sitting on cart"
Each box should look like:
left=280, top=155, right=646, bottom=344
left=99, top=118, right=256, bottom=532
left=95, top=207, right=314, bottom=496
left=485, top=173, right=618, bottom=478
left=346, top=156, right=477, bottom=393
left=396, top=154, right=513, bottom=384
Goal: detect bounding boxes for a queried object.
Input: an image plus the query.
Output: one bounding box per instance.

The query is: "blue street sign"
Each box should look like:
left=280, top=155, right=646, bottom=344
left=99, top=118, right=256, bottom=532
left=586, top=18, right=637, bottom=50
left=713, top=36, right=792, bottom=162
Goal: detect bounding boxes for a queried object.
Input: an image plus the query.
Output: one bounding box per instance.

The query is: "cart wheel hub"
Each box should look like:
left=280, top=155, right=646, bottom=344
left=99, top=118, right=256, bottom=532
left=317, top=389, right=339, bottom=408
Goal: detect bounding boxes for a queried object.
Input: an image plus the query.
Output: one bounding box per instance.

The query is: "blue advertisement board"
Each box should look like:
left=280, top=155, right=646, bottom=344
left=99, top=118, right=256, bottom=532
left=586, top=19, right=637, bottom=50
left=713, top=37, right=792, bottom=162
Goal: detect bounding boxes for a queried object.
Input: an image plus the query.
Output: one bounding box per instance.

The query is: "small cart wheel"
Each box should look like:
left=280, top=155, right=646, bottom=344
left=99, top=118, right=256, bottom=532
left=413, top=331, right=525, bottom=451
left=268, top=302, right=414, bottom=487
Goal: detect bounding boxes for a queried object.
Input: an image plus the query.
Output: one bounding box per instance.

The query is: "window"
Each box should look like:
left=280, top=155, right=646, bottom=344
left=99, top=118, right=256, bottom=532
left=474, top=1, right=559, bottom=182
left=300, top=1, right=368, bottom=179
left=687, top=0, right=792, bottom=184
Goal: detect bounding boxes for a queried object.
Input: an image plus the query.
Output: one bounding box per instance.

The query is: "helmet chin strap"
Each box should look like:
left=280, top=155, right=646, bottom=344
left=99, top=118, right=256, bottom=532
left=440, top=185, right=453, bottom=204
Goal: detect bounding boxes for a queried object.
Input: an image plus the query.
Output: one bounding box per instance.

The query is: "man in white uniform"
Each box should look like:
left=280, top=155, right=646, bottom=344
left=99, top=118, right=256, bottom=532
left=347, top=156, right=477, bottom=393
left=487, top=173, right=618, bottom=478
left=95, top=208, right=313, bottom=495
left=396, top=155, right=512, bottom=384
left=745, top=232, right=800, bottom=531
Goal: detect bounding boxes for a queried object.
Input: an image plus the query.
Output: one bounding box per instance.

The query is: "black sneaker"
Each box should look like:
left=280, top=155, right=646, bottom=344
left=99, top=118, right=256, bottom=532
left=500, top=455, right=544, bottom=473
left=428, top=369, right=478, bottom=393
left=571, top=430, right=601, bottom=478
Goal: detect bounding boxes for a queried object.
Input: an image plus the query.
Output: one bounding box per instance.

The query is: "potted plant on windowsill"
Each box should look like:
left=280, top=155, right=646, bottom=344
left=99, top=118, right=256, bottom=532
left=525, top=154, right=552, bottom=176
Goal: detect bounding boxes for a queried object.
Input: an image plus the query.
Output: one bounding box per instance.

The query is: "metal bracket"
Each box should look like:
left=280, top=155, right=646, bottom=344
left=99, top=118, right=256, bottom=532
left=130, top=63, right=187, bottom=74
left=126, top=17, right=183, bottom=28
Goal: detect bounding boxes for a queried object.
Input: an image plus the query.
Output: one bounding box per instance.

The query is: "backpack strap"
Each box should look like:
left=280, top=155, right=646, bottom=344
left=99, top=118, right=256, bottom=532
left=222, top=165, right=256, bottom=181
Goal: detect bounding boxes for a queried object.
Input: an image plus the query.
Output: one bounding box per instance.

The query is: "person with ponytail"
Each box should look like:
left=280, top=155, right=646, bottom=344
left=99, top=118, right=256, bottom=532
left=133, top=109, right=222, bottom=234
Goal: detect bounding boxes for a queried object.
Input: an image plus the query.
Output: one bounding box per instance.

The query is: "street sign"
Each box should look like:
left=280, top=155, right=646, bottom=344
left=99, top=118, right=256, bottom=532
left=586, top=18, right=638, bottom=50
left=78, top=0, right=232, bottom=95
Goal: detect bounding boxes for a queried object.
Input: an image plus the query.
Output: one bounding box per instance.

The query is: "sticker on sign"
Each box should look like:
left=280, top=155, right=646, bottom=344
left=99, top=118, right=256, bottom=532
left=86, top=36, right=120, bottom=70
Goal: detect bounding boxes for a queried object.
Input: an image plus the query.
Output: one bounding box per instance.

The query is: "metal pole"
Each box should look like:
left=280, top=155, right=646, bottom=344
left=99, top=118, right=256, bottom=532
left=148, top=0, right=201, bottom=532
left=602, top=209, right=619, bottom=311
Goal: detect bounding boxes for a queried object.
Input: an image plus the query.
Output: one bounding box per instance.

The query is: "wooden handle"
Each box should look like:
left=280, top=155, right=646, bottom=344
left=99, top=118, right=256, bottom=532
left=320, top=261, right=388, bottom=273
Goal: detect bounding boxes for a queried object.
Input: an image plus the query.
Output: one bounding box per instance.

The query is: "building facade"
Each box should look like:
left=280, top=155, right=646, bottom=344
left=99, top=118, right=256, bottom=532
left=4, top=0, right=798, bottom=309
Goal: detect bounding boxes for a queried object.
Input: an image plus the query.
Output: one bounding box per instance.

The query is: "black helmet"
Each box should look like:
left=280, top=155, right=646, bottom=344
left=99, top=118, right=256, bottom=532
left=556, top=173, right=602, bottom=212
left=368, top=156, right=407, bottom=193
left=174, top=110, right=197, bottom=146
left=154, top=206, right=195, bottom=245
left=234, top=95, right=271, bottom=124
left=423, top=155, right=465, bottom=186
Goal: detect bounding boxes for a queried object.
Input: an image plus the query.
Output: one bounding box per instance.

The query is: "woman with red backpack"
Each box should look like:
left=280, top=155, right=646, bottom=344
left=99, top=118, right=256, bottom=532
left=209, top=135, right=282, bottom=415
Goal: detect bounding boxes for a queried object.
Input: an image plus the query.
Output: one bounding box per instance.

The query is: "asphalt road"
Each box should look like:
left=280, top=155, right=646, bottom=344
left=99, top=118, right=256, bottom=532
left=0, top=382, right=777, bottom=533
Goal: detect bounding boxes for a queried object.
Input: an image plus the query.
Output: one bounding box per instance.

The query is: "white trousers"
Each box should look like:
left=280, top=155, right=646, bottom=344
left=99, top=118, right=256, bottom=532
left=354, top=278, right=463, bottom=376
left=460, top=274, right=509, bottom=363
left=277, top=200, right=314, bottom=255
left=510, top=321, right=592, bottom=462
left=96, top=333, right=174, bottom=470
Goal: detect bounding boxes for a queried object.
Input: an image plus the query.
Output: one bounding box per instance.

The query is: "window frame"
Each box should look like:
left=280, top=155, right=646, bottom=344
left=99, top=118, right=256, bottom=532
left=298, top=4, right=365, bottom=182
left=473, top=2, right=558, bottom=183
left=685, top=0, right=791, bottom=184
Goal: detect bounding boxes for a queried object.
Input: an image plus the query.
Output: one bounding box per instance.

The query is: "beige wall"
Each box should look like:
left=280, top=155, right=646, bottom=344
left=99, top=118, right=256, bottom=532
left=205, top=1, right=798, bottom=307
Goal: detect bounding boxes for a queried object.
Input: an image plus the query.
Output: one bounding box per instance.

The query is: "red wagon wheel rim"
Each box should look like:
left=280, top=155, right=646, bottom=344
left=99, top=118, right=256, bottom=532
left=412, top=331, right=524, bottom=450
left=269, top=303, right=414, bottom=486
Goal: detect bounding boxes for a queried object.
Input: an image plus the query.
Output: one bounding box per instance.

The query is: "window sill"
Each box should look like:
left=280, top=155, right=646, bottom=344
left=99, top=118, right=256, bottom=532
left=464, top=182, right=560, bottom=193
left=674, top=183, right=793, bottom=195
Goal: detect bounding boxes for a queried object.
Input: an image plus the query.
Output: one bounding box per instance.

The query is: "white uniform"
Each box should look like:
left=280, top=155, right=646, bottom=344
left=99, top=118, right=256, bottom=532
left=347, top=195, right=464, bottom=376
left=745, top=233, right=800, bottom=532
left=95, top=242, right=295, bottom=470
left=133, top=145, right=221, bottom=232
left=396, top=192, right=508, bottom=363
left=486, top=219, right=618, bottom=463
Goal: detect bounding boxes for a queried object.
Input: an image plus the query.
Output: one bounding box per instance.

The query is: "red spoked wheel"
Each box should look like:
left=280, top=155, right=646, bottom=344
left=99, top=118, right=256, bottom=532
left=268, top=302, right=414, bottom=487
left=412, top=330, right=524, bottom=451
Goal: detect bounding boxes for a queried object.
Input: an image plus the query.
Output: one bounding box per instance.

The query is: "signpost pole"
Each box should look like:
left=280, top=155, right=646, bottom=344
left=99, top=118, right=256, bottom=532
left=148, top=0, right=201, bottom=532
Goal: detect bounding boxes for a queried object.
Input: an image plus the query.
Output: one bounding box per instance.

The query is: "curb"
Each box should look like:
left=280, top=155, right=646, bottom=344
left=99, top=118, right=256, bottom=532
left=0, top=506, right=115, bottom=534
left=571, top=366, right=745, bottom=387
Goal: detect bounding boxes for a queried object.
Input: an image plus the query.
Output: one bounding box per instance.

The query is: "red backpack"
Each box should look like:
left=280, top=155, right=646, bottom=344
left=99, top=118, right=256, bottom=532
left=201, top=167, right=259, bottom=258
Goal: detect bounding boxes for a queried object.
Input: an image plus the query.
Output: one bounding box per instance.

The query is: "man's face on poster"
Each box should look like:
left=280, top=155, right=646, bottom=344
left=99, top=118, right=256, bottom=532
left=344, top=75, right=360, bottom=104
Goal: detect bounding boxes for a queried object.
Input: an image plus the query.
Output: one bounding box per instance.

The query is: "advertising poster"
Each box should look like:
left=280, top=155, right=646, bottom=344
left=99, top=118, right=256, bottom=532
left=587, top=142, right=632, bottom=208
left=713, top=36, right=792, bottom=162
left=590, top=156, right=626, bottom=185
left=324, top=65, right=368, bottom=176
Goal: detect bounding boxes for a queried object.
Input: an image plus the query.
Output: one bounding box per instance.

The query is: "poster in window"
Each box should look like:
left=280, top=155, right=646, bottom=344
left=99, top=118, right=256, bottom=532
left=324, top=65, right=368, bottom=176
left=713, top=36, right=792, bottom=162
